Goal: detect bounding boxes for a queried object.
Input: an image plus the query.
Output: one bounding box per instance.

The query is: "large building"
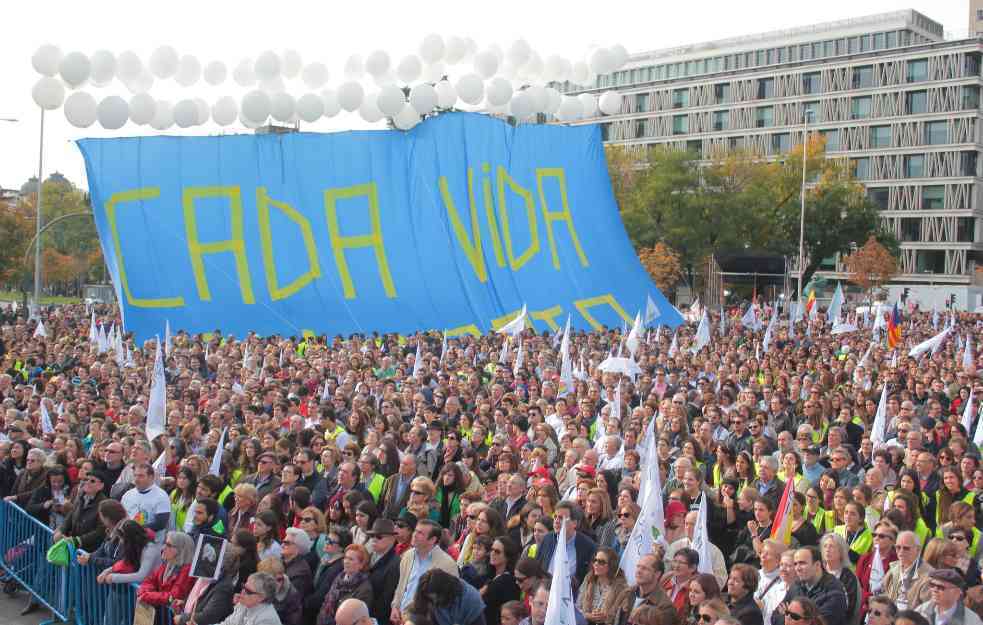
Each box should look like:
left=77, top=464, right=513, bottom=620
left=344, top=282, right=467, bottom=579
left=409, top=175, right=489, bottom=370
left=562, top=9, right=983, bottom=310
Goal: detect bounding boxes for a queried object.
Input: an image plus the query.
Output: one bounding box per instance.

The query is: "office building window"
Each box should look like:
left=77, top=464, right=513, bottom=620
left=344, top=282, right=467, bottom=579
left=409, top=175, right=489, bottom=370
left=853, top=65, right=874, bottom=89
left=873, top=33, right=886, bottom=50
left=905, top=154, right=925, bottom=178
left=758, top=78, right=775, bottom=99
left=824, top=41, right=835, bottom=57
left=801, top=44, right=812, bottom=60
left=672, top=88, right=689, bottom=109
left=755, top=106, right=774, bottom=128
left=963, top=151, right=978, bottom=176
left=958, top=217, right=975, bottom=242
left=907, top=59, right=928, bottom=82
left=851, top=96, right=872, bottom=119
left=860, top=35, right=871, bottom=51
left=600, top=124, right=610, bottom=141
left=886, top=31, right=897, bottom=48
left=636, top=93, right=649, bottom=112
left=977, top=8, right=983, bottom=19
left=821, top=129, right=840, bottom=151
left=924, top=121, right=948, bottom=145
left=803, top=101, right=820, bottom=121
left=915, top=250, right=945, bottom=273
left=712, top=110, right=728, bottom=131
left=901, top=218, right=922, bottom=242
left=802, top=72, right=821, bottom=94
left=672, top=115, right=688, bottom=135
left=870, top=126, right=892, bottom=148
left=635, top=120, right=647, bottom=139
left=729, top=136, right=745, bottom=151
left=907, top=90, right=927, bottom=114
left=963, top=85, right=980, bottom=110
left=772, top=133, right=791, bottom=153
left=851, top=157, right=870, bottom=179
left=922, top=185, right=944, bottom=209
left=714, top=83, right=730, bottom=103
left=868, top=187, right=889, bottom=209
left=687, top=139, right=702, bottom=154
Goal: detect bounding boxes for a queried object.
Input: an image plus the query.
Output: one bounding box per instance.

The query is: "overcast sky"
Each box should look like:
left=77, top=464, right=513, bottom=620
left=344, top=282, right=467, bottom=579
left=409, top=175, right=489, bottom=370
left=0, top=0, right=968, bottom=192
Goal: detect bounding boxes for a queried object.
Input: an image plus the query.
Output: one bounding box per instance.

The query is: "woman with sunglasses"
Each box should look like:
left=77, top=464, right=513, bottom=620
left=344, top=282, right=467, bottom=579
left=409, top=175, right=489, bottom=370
left=856, top=521, right=898, bottom=619
left=784, top=597, right=826, bottom=625
left=482, top=537, right=522, bottom=625
left=942, top=528, right=982, bottom=586
left=574, top=546, right=627, bottom=625
left=136, top=531, right=196, bottom=607
left=304, top=528, right=353, bottom=625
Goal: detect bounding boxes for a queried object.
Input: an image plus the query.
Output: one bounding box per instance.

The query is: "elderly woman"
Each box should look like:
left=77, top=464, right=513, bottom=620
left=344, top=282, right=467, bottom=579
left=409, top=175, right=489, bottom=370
left=137, top=531, right=196, bottom=607
left=228, top=482, right=259, bottom=534
left=820, top=533, right=860, bottom=625
left=257, top=557, right=303, bottom=625
left=281, top=526, right=314, bottom=597
left=317, top=544, right=373, bottom=625
left=214, top=572, right=282, bottom=625
left=404, top=476, right=439, bottom=522
left=173, top=546, right=242, bottom=625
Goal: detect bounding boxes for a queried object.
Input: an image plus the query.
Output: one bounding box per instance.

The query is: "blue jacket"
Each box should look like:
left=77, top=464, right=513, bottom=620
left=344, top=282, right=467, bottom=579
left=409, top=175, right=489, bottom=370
left=533, top=530, right=597, bottom=594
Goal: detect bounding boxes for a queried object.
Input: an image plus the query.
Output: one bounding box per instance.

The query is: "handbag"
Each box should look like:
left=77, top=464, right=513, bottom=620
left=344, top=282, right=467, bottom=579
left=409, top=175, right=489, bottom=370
left=45, top=537, right=73, bottom=567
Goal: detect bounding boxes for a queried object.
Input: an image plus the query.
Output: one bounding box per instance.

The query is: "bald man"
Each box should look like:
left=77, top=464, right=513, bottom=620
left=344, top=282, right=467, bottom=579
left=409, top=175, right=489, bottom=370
left=336, top=598, right=374, bottom=625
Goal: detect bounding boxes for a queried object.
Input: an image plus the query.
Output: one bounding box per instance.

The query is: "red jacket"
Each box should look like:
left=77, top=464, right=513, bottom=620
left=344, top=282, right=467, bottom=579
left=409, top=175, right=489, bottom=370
left=856, top=548, right=898, bottom=617
left=136, top=563, right=195, bottom=607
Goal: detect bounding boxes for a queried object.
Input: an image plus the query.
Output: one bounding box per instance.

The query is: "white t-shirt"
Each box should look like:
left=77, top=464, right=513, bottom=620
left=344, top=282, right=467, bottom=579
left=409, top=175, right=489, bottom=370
left=121, top=485, right=171, bottom=537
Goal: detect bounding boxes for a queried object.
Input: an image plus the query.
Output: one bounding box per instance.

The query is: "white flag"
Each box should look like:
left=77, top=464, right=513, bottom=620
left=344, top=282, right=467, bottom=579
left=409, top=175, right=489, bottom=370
left=513, top=338, right=524, bottom=376
left=97, top=323, right=108, bottom=353
left=164, top=319, right=172, bottom=357
left=909, top=327, right=951, bottom=358
left=497, top=304, right=527, bottom=338
left=33, top=319, right=46, bottom=338
left=620, top=433, right=666, bottom=585
left=740, top=304, right=758, bottom=330
left=870, top=544, right=886, bottom=593
left=498, top=336, right=509, bottom=365
left=691, top=311, right=710, bottom=354
left=39, top=399, right=54, bottom=434
left=962, top=389, right=975, bottom=436
left=609, top=382, right=621, bottom=422
left=645, top=294, right=660, bottom=325
left=719, top=308, right=727, bottom=337
left=667, top=331, right=678, bottom=357
left=146, top=337, right=166, bottom=443
left=858, top=342, right=873, bottom=370
left=210, top=427, right=227, bottom=476
left=870, top=384, right=889, bottom=446
left=932, top=307, right=939, bottom=330
left=691, top=493, right=713, bottom=575
left=439, top=332, right=448, bottom=364
left=412, top=339, right=423, bottom=379
left=152, top=450, right=168, bottom=484
left=964, top=337, right=974, bottom=370
left=827, top=283, right=844, bottom=324
left=89, top=312, right=97, bottom=344
left=558, top=316, right=574, bottom=397
left=974, top=403, right=983, bottom=449
left=762, top=313, right=776, bottom=353
left=544, top=519, right=577, bottom=625
left=626, top=312, right=643, bottom=357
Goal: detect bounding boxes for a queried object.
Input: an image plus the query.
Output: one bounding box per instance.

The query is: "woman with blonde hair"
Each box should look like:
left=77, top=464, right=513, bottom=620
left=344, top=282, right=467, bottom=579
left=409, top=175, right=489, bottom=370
left=317, top=544, right=372, bottom=625
left=405, top=476, right=439, bottom=522
left=228, top=482, right=259, bottom=534
left=577, top=546, right=628, bottom=625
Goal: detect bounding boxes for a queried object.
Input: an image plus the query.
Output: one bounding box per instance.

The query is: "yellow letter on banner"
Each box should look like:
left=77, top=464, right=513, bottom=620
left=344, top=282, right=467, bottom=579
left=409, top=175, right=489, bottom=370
left=530, top=305, right=564, bottom=331
left=496, top=166, right=540, bottom=271
left=439, top=170, right=487, bottom=283
left=257, top=187, right=322, bottom=300
left=536, top=168, right=589, bottom=269
left=445, top=324, right=482, bottom=339
left=104, top=188, right=185, bottom=309
left=184, top=186, right=255, bottom=304
left=324, top=183, right=396, bottom=300
left=482, top=164, right=506, bottom=268
left=574, top=294, right=632, bottom=331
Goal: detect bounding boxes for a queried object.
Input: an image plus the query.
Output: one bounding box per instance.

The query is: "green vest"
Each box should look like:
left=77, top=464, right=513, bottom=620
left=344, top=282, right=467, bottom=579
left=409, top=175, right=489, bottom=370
left=933, top=491, right=976, bottom=529
left=914, top=518, right=931, bottom=546
left=366, top=473, right=385, bottom=503
left=834, top=524, right=873, bottom=562
left=217, top=485, right=233, bottom=507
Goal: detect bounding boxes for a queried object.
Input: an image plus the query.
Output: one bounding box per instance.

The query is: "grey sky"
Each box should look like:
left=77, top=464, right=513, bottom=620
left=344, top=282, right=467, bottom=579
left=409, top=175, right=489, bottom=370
left=0, top=0, right=967, bottom=191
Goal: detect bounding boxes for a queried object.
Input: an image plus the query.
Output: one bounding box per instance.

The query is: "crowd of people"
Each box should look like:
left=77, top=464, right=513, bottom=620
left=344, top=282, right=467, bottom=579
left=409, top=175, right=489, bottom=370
left=1, top=298, right=982, bottom=625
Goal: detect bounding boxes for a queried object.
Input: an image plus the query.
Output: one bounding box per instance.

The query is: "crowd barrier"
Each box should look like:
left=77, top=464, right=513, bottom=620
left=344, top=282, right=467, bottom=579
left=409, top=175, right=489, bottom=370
left=0, top=501, right=171, bottom=625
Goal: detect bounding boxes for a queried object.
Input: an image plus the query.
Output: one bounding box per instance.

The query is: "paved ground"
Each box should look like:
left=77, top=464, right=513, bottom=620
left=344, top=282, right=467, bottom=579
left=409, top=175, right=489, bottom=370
left=0, top=589, right=50, bottom=625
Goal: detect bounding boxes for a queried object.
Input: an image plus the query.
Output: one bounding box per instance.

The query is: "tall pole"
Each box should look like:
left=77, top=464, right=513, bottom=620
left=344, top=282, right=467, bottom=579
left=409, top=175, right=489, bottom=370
left=797, top=110, right=812, bottom=306
left=33, top=108, right=44, bottom=314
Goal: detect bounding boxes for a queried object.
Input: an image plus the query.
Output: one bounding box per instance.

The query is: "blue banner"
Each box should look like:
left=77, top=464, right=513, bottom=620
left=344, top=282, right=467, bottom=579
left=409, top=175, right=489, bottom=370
left=78, top=112, right=682, bottom=341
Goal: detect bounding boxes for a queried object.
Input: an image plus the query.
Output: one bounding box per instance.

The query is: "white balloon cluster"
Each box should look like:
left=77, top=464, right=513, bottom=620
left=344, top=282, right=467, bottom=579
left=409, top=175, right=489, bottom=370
left=29, top=39, right=631, bottom=132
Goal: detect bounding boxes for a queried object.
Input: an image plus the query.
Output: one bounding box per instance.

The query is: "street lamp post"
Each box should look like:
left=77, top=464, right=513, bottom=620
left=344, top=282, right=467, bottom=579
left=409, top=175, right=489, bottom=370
left=33, top=109, right=45, bottom=316
left=797, top=109, right=816, bottom=307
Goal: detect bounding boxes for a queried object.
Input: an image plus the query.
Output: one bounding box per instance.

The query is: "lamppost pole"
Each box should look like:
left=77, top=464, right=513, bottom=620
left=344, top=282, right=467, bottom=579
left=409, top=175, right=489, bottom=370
left=797, top=109, right=815, bottom=307
left=33, top=109, right=45, bottom=315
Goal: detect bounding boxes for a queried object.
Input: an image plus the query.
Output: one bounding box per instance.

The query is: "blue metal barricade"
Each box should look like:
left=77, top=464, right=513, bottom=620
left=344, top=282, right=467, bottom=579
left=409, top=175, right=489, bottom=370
left=0, top=500, right=72, bottom=623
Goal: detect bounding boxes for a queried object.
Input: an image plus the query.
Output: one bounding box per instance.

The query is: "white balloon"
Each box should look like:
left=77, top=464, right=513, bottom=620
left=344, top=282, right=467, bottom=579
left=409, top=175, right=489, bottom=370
left=455, top=74, right=484, bottom=106
left=444, top=36, right=467, bottom=65
left=525, top=85, right=547, bottom=113
left=173, top=99, right=199, bottom=128
left=259, top=77, right=286, bottom=94
left=58, top=52, right=91, bottom=88
left=149, top=46, right=179, bottom=79
left=129, top=93, right=157, bottom=125
left=321, top=89, right=341, bottom=117
left=598, top=91, right=621, bottom=115
left=372, top=71, right=398, bottom=88
left=462, top=37, right=479, bottom=62
left=419, top=34, right=445, bottom=64
left=212, top=96, right=238, bottom=126
left=281, top=50, right=302, bottom=78
left=302, top=62, right=330, bottom=89
left=254, top=50, right=281, bottom=81
left=90, top=50, right=116, bottom=85
left=125, top=70, right=154, bottom=95
left=116, top=51, right=143, bottom=83
left=365, top=50, right=391, bottom=77
left=578, top=93, right=597, bottom=117
left=175, top=55, right=201, bottom=87
left=610, top=44, right=629, bottom=71
left=204, top=61, right=227, bottom=86
left=344, top=54, right=364, bottom=79
left=150, top=100, right=174, bottom=130
left=509, top=91, right=532, bottom=120
left=422, top=62, right=446, bottom=84
left=396, top=55, right=422, bottom=84
left=473, top=50, right=498, bottom=79
left=233, top=59, right=256, bottom=87
left=543, top=55, right=566, bottom=82
left=241, top=90, right=272, bottom=124
left=32, top=44, right=63, bottom=77
left=589, top=48, right=615, bottom=76
left=31, top=77, right=65, bottom=110
left=545, top=87, right=562, bottom=114
left=194, top=98, right=210, bottom=124
left=64, top=91, right=97, bottom=128
left=522, top=53, right=545, bottom=83
left=409, top=83, right=438, bottom=115
left=238, top=113, right=262, bottom=129
left=485, top=77, right=512, bottom=107
left=571, top=61, right=591, bottom=86
left=377, top=84, right=406, bottom=117
left=507, top=39, right=532, bottom=68
left=394, top=104, right=421, bottom=130
left=270, top=92, right=295, bottom=122
left=359, top=92, right=383, bottom=123
left=556, top=95, right=583, bottom=121
left=97, top=96, right=129, bottom=129
left=337, top=81, right=364, bottom=112
left=435, top=80, right=456, bottom=108
left=296, top=93, right=324, bottom=122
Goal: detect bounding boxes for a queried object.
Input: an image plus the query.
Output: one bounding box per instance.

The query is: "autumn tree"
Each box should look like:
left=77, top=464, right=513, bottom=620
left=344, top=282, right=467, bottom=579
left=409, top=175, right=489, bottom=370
left=843, top=235, right=898, bottom=301
left=637, top=242, right=683, bottom=294
left=0, top=200, right=33, bottom=289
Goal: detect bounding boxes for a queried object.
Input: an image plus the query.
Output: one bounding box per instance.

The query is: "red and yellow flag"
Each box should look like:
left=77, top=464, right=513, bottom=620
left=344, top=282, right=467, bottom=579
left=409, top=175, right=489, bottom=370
left=887, top=302, right=902, bottom=349
left=770, top=479, right=795, bottom=545
left=804, top=290, right=816, bottom=316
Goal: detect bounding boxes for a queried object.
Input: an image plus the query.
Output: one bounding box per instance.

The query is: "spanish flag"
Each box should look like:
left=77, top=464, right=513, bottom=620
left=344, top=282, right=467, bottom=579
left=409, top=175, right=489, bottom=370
left=770, top=479, right=795, bottom=545
left=887, top=302, right=902, bottom=349
left=804, top=289, right=816, bottom=317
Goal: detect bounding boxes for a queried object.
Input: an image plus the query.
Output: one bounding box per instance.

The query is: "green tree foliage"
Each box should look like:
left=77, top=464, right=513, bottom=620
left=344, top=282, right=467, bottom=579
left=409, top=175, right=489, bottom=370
left=608, top=136, right=897, bottom=288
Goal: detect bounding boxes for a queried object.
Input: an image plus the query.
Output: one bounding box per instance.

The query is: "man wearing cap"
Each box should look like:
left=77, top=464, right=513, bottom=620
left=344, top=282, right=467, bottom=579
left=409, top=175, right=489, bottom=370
left=366, top=519, right=400, bottom=623
left=915, top=569, right=983, bottom=625
left=802, top=446, right=825, bottom=486
left=393, top=511, right=417, bottom=556
left=664, top=500, right=688, bottom=545
left=242, top=451, right=282, bottom=500
left=53, top=468, right=108, bottom=552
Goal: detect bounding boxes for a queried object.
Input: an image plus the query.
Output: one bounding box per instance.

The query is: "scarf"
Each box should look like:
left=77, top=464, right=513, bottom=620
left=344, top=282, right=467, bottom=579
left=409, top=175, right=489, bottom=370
left=321, top=571, right=368, bottom=621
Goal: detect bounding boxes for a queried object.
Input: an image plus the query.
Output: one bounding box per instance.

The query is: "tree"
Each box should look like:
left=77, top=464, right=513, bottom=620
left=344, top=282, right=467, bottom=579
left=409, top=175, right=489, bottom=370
left=843, top=235, right=898, bottom=300
left=0, top=200, right=33, bottom=288
left=637, top=242, right=683, bottom=294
